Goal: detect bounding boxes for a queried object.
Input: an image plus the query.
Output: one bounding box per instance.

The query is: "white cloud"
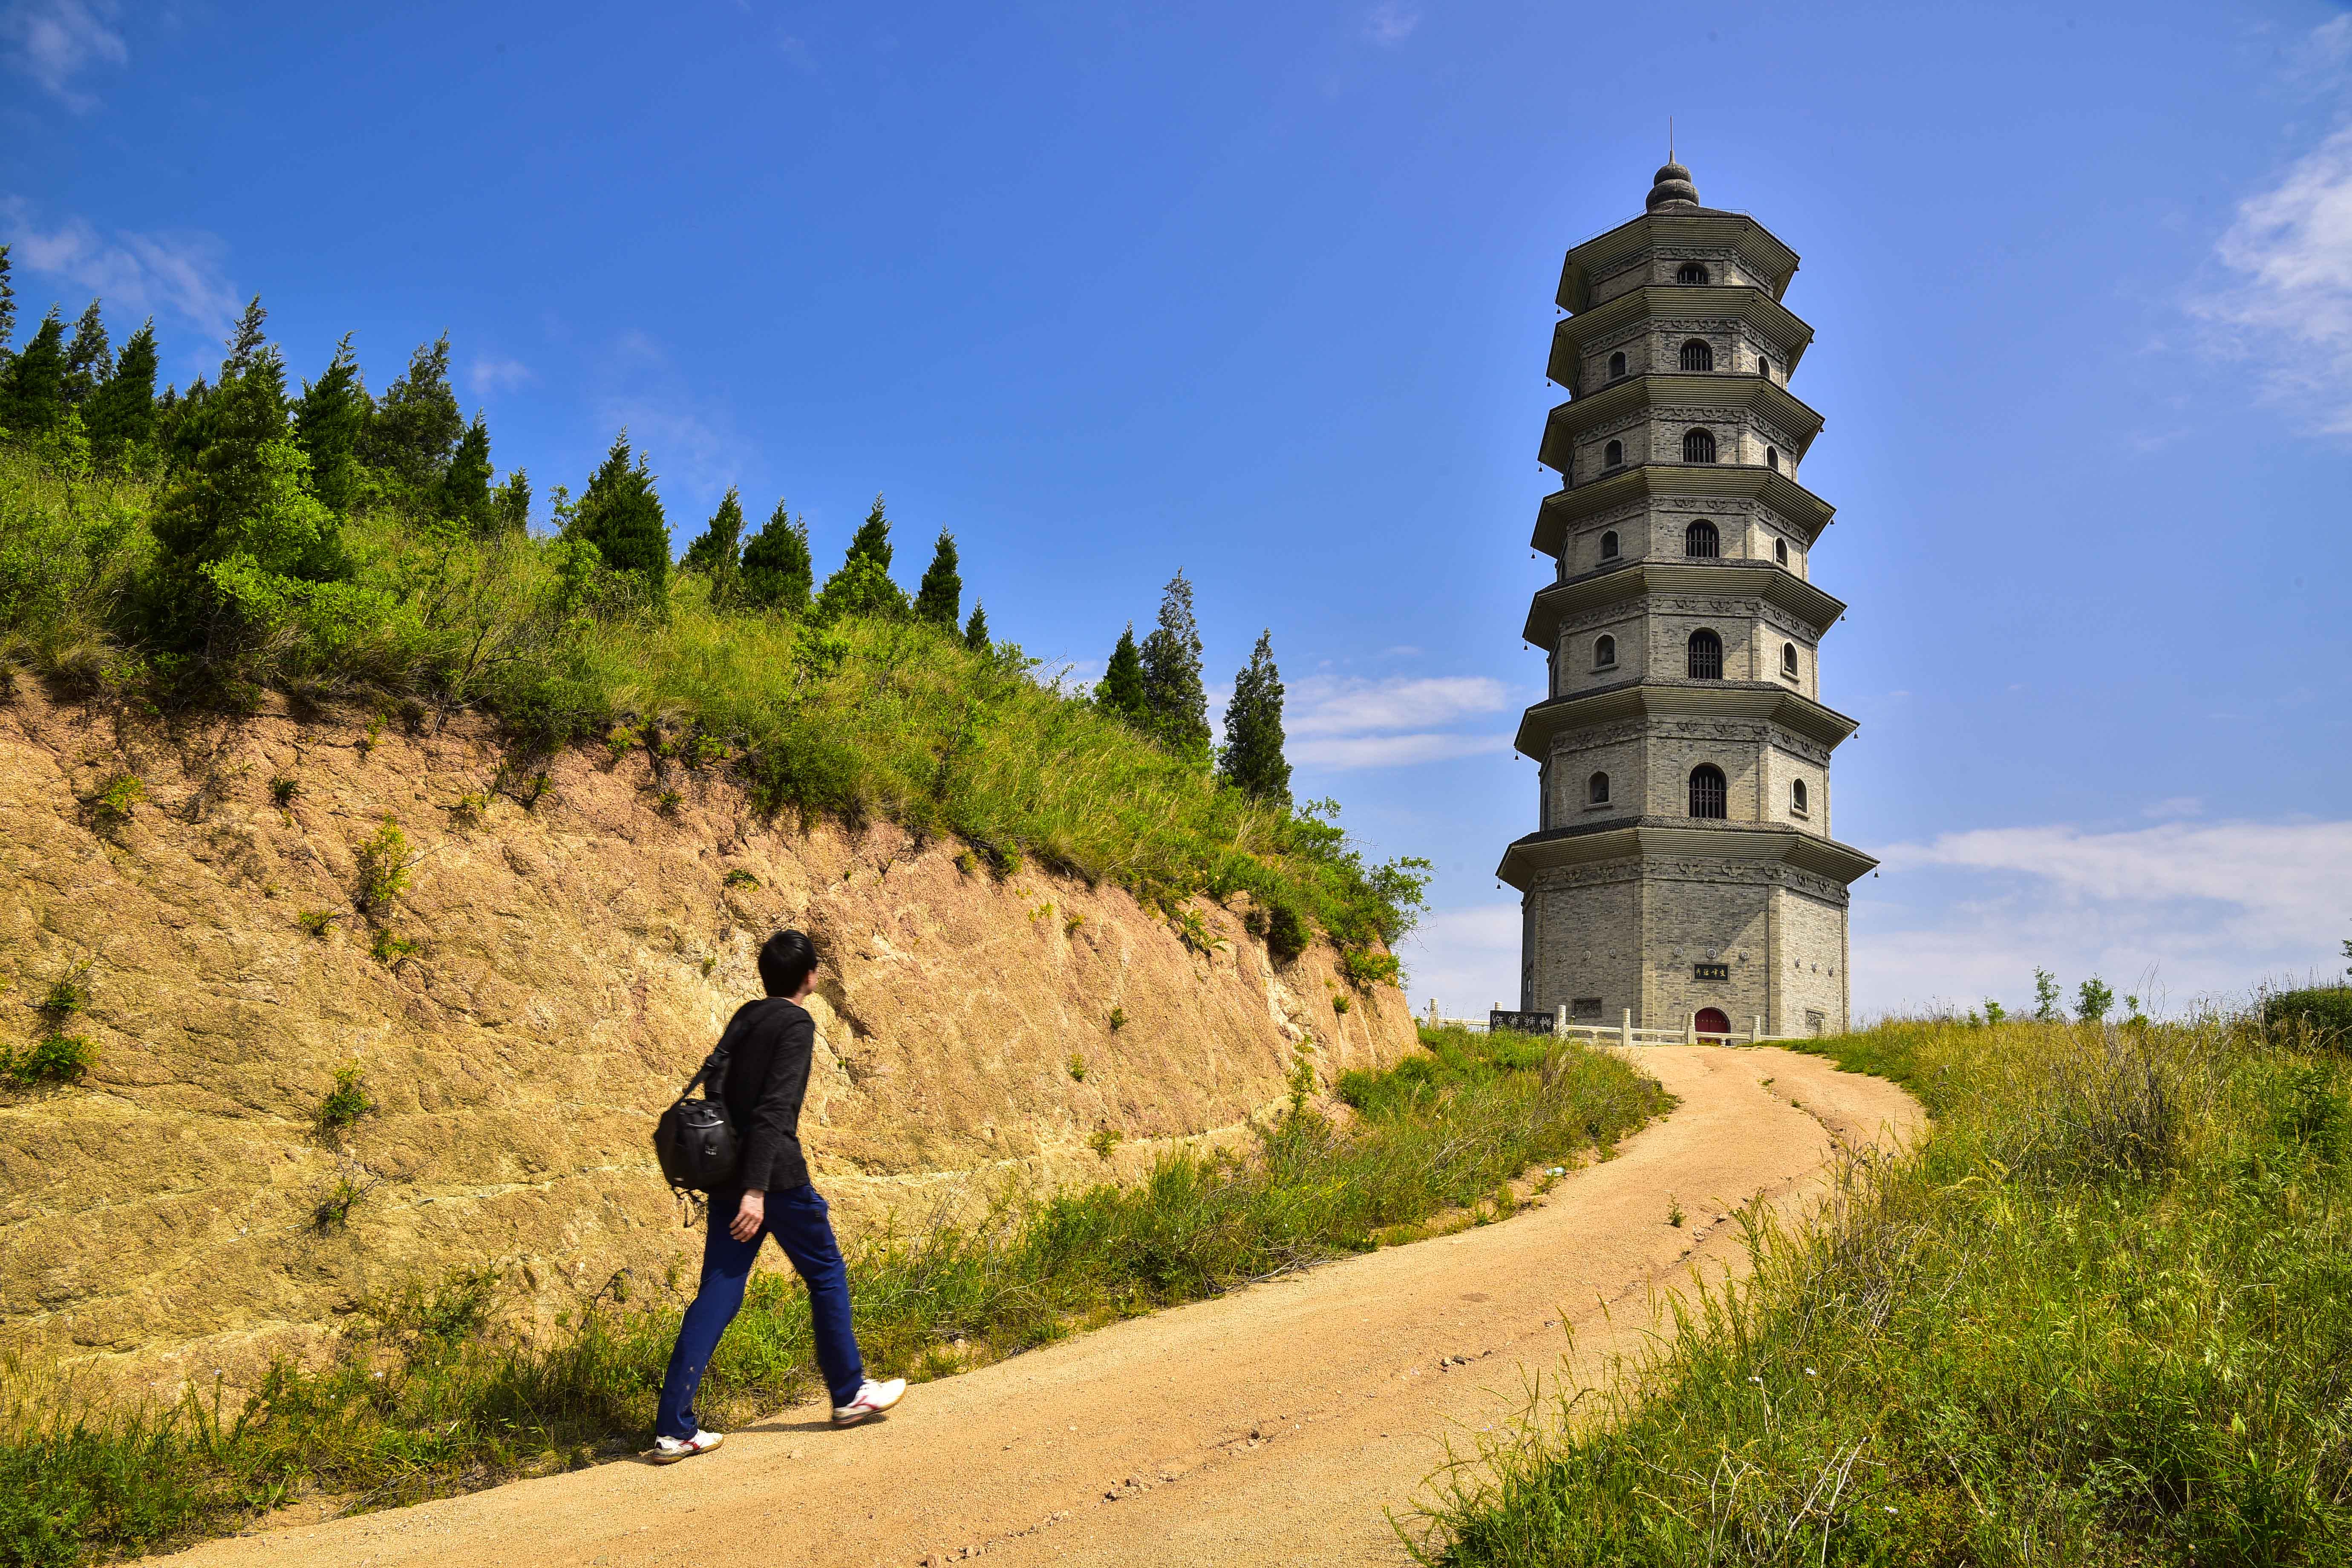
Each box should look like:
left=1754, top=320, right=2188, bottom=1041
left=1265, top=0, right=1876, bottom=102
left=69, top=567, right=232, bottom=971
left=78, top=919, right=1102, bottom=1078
left=594, top=330, right=747, bottom=507
left=467, top=355, right=533, bottom=396
left=1290, top=732, right=1509, bottom=769
left=2200, top=117, right=2352, bottom=432
left=1399, top=903, right=1520, bottom=1017
left=1288, top=674, right=1508, bottom=737
left=1363, top=1, right=1419, bottom=46
left=0, top=199, right=242, bottom=346
left=3, top=0, right=126, bottom=110
left=1859, top=817, right=2352, bottom=1017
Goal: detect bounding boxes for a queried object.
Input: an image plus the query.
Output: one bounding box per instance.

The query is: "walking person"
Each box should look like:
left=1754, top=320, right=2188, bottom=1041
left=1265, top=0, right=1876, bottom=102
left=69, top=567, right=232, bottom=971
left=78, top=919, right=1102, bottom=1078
left=651, top=929, right=905, bottom=1462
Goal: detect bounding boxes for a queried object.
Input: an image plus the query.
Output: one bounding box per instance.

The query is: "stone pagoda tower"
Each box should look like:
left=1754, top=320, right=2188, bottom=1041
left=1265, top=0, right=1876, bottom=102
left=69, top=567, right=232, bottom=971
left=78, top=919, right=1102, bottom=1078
left=1496, top=160, right=1875, bottom=1038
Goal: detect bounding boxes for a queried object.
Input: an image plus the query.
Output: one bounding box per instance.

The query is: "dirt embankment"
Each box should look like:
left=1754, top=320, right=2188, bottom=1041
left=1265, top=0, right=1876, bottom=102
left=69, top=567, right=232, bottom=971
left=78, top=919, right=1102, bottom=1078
left=0, top=692, right=1414, bottom=1389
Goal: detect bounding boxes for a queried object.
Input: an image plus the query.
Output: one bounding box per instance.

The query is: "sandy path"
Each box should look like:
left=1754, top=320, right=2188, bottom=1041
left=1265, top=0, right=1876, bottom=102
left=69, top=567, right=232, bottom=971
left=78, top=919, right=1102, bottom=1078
left=161, top=1046, right=1921, bottom=1568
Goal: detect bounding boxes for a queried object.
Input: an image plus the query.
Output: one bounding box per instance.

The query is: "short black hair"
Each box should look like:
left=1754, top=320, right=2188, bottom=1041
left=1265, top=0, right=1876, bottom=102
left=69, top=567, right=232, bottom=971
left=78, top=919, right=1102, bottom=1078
left=758, top=929, right=819, bottom=997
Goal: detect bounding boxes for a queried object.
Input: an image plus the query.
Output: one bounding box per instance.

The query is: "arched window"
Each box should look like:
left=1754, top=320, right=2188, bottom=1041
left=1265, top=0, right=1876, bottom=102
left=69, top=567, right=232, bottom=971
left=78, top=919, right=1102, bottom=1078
left=1781, top=642, right=1799, bottom=678
left=1684, top=519, right=1720, bottom=558
left=1758, top=355, right=1774, bottom=381
left=1603, top=438, right=1624, bottom=468
left=1686, top=628, right=1723, bottom=680
left=1588, top=771, right=1611, bottom=806
left=1593, top=634, right=1617, bottom=669
left=1773, top=538, right=1789, bottom=567
left=1607, top=350, right=1627, bottom=380
left=1688, top=764, right=1727, bottom=819
left=1677, top=262, right=1710, bottom=285
left=1683, top=428, right=1717, bottom=463
left=1765, top=446, right=1780, bottom=472
left=1791, top=778, right=1809, bottom=815
left=1600, top=529, right=1620, bottom=559
left=1678, top=338, right=1714, bottom=372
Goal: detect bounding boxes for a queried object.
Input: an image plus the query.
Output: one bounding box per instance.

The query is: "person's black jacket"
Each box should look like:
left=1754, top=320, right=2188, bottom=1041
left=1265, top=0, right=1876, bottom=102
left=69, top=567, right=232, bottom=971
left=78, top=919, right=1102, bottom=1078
left=715, top=997, right=815, bottom=1193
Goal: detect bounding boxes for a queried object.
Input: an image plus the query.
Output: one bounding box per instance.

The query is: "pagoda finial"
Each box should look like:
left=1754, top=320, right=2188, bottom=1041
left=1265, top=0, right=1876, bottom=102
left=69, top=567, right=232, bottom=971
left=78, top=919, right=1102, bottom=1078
left=1646, top=150, right=1699, bottom=211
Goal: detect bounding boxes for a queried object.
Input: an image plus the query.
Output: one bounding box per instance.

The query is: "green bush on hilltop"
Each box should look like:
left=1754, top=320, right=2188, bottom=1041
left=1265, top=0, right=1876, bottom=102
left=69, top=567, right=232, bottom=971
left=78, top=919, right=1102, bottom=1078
left=0, top=274, right=1425, bottom=951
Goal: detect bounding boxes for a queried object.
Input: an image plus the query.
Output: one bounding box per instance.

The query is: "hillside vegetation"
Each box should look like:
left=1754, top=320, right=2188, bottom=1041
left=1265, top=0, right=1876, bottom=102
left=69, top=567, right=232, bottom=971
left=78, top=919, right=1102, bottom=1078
left=0, top=288, right=1422, bottom=960
left=1423, top=1010, right=2352, bottom=1565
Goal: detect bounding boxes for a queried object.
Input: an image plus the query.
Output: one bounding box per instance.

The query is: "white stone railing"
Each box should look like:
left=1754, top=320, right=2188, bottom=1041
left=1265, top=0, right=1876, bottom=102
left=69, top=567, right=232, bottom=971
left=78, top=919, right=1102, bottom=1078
left=1424, top=1001, right=1813, bottom=1048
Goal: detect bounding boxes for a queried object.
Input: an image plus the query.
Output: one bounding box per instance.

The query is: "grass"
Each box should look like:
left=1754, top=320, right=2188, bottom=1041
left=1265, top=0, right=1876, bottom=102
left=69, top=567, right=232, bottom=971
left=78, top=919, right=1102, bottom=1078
left=0, top=439, right=1420, bottom=955
left=0, top=1027, right=1665, bottom=1565
left=1418, top=1012, right=2352, bottom=1566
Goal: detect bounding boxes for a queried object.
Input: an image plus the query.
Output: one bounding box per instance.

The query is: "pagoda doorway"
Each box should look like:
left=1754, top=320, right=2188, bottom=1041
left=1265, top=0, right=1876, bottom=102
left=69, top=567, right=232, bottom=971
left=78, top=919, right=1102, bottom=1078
left=1694, top=1008, right=1731, bottom=1038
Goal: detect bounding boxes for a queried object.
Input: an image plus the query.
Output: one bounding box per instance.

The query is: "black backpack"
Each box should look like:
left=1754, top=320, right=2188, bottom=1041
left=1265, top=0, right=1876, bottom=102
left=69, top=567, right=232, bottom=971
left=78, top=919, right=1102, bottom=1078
left=653, top=1046, right=739, bottom=1192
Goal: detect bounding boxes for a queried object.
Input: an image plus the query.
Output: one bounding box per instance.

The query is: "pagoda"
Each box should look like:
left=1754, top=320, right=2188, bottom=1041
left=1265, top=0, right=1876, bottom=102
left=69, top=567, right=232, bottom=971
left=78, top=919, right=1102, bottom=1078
left=1496, top=160, right=1876, bottom=1038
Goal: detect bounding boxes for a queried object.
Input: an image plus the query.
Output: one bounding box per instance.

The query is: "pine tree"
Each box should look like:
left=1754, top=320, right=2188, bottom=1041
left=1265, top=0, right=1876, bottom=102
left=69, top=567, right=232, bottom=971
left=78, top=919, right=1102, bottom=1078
left=1218, top=628, right=1291, bottom=806
left=1139, top=571, right=1211, bottom=765
left=564, top=432, right=671, bottom=592
left=963, top=602, right=989, bottom=651
left=294, top=334, right=370, bottom=513
left=0, top=308, right=69, bottom=435
left=0, top=243, right=14, bottom=359
left=62, top=301, right=111, bottom=405
left=913, top=528, right=961, bottom=628
left=683, top=486, right=747, bottom=602
left=440, top=411, right=494, bottom=530
left=491, top=468, right=532, bottom=535
left=1095, top=623, right=1148, bottom=729
left=366, top=334, right=464, bottom=490
left=813, top=493, right=907, bottom=621
left=86, top=318, right=159, bottom=463
left=739, top=499, right=814, bottom=612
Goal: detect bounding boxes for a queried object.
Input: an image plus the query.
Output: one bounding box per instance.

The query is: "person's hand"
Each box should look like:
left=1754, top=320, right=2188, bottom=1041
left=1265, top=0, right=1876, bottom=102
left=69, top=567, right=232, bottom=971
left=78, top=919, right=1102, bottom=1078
left=729, top=1189, right=765, bottom=1242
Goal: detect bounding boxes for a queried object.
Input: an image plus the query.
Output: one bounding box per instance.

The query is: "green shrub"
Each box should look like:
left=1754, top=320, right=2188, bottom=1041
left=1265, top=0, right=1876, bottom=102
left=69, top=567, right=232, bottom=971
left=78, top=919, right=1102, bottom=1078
left=1265, top=902, right=1308, bottom=964
left=369, top=929, right=419, bottom=966
left=2265, top=986, right=2352, bottom=1051
left=88, top=772, right=142, bottom=827
left=3, top=1033, right=95, bottom=1088
left=723, top=869, right=759, bottom=889
left=317, top=1065, right=372, bottom=1133
left=1338, top=945, right=1399, bottom=991
left=354, top=816, right=412, bottom=913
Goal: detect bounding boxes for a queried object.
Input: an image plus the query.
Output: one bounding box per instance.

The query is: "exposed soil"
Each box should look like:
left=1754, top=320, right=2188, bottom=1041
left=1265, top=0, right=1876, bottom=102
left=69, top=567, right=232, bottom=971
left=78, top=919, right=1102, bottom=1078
left=157, top=1045, right=1923, bottom=1568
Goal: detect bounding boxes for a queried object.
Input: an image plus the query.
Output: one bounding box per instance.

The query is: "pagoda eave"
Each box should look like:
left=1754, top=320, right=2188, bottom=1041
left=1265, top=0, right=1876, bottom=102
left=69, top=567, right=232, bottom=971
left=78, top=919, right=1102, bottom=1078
left=1557, top=212, right=1803, bottom=311
left=1538, top=375, right=1825, bottom=471
left=1522, top=561, right=1847, bottom=647
left=1514, top=680, right=1861, bottom=759
left=1495, top=819, right=1879, bottom=893
left=1549, top=286, right=1816, bottom=387
left=1532, top=466, right=1837, bottom=557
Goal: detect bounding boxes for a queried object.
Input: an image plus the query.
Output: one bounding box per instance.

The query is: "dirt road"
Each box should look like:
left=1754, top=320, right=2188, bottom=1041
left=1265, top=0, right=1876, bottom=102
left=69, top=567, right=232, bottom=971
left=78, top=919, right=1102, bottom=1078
left=162, top=1046, right=1921, bottom=1568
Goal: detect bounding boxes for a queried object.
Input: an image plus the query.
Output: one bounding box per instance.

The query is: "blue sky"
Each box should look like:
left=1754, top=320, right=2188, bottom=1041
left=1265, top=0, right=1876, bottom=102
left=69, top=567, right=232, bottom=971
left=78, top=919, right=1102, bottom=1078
left=7, top=0, right=2349, bottom=1017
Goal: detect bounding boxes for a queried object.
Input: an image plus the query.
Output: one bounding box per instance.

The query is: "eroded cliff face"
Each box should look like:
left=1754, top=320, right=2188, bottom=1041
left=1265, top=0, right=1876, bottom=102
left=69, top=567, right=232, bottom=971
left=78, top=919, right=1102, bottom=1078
left=0, top=692, right=1413, bottom=1385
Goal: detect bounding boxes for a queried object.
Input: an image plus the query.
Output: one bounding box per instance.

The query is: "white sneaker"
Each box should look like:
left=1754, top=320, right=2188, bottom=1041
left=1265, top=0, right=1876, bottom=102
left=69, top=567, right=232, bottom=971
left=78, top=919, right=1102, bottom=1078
left=649, top=1429, right=724, bottom=1463
left=832, top=1378, right=906, bottom=1427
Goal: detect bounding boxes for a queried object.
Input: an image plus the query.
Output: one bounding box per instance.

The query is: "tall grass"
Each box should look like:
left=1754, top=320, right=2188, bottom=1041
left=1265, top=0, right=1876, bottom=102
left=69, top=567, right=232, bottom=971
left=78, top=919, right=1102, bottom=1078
left=1421, top=1015, right=2352, bottom=1565
left=0, top=442, right=1415, bottom=944
left=0, top=1029, right=1666, bottom=1566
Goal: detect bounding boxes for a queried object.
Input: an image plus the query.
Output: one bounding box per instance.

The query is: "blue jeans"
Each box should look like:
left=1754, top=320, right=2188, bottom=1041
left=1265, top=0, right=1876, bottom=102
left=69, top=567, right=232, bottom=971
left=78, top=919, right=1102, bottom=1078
left=654, top=1184, right=865, bottom=1438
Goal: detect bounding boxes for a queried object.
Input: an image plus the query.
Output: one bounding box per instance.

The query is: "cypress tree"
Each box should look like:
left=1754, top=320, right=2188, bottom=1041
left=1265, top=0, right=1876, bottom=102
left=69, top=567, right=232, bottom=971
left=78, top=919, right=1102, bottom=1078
left=366, top=334, right=464, bottom=490
left=222, top=297, right=268, bottom=379
left=913, top=528, right=961, bottom=628
left=813, top=493, right=907, bottom=621
left=1139, top=570, right=1211, bottom=765
left=0, top=308, right=69, bottom=435
left=963, top=602, right=989, bottom=651
left=440, top=411, right=494, bottom=529
left=63, top=301, right=111, bottom=405
left=565, top=432, right=671, bottom=592
left=294, top=334, right=370, bottom=513
left=1095, top=623, right=1148, bottom=729
left=491, top=468, right=532, bottom=535
left=86, top=318, right=159, bottom=462
left=740, top=500, right=814, bottom=613
left=683, top=486, right=747, bottom=602
left=0, top=243, right=14, bottom=359
left=1217, top=628, right=1291, bottom=806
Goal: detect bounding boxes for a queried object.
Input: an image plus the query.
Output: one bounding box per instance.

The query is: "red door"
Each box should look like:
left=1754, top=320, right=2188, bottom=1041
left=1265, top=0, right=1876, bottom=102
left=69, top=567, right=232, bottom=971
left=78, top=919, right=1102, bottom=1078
left=1694, top=1008, right=1731, bottom=1038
